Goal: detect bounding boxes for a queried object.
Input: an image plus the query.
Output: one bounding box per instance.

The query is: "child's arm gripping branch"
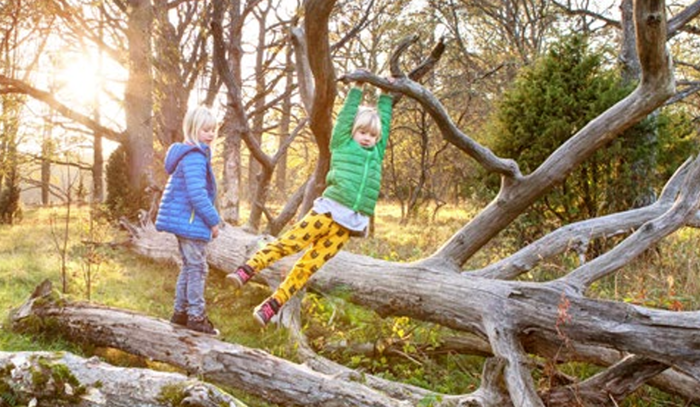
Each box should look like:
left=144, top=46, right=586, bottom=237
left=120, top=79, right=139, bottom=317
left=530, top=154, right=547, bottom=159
left=375, top=78, right=396, bottom=158
left=329, top=85, right=364, bottom=150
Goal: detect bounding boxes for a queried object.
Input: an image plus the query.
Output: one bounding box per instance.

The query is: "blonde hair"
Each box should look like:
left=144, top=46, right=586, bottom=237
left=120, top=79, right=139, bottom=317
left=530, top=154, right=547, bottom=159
left=183, top=105, right=217, bottom=144
left=352, top=106, right=381, bottom=139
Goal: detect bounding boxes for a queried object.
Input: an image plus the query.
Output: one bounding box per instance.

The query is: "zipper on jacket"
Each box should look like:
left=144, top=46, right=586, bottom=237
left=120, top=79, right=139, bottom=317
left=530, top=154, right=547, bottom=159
left=189, top=209, right=195, bottom=224
left=352, top=150, right=372, bottom=211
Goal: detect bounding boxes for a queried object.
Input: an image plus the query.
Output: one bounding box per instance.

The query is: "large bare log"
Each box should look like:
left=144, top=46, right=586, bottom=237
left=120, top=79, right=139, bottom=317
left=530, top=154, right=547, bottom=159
left=0, top=351, right=244, bottom=407
left=120, top=155, right=700, bottom=404
left=124, top=155, right=700, bottom=356
left=12, top=281, right=519, bottom=407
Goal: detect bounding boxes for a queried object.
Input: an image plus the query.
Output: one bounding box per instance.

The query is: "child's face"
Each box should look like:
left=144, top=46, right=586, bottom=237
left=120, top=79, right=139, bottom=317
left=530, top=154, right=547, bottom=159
left=353, top=128, right=378, bottom=148
left=197, top=125, right=216, bottom=145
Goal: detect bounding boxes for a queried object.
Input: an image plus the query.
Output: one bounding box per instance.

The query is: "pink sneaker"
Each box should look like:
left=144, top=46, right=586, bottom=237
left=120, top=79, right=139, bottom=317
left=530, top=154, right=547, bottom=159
left=253, top=297, right=281, bottom=326
left=227, top=265, right=254, bottom=288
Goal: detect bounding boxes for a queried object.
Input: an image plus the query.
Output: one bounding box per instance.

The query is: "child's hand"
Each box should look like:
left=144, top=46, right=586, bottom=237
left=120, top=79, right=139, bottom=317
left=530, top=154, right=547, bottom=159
left=211, top=225, right=220, bottom=239
left=353, top=68, right=371, bottom=86
left=381, top=76, right=397, bottom=94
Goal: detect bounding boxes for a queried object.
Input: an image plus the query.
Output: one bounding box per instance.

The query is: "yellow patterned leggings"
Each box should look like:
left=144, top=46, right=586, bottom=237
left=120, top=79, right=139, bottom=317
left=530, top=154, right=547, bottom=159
left=245, top=211, right=351, bottom=305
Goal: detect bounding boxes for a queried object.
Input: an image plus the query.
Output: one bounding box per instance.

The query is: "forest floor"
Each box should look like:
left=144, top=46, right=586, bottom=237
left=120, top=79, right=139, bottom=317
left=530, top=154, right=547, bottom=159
left=1, top=203, right=698, bottom=406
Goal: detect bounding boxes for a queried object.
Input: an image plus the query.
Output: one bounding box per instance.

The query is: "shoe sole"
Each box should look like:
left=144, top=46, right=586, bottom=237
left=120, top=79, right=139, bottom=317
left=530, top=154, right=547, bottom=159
left=226, top=273, right=245, bottom=289
left=253, top=309, right=271, bottom=327
left=186, top=326, right=220, bottom=336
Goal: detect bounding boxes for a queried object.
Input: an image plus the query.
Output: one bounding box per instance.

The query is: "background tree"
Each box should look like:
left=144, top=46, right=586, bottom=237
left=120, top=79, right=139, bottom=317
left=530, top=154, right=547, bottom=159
left=555, top=0, right=700, bottom=207
left=0, top=1, right=55, bottom=223
left=122, top=0, right=154, bottom=195
left=215, top=0, right=250, bottom=226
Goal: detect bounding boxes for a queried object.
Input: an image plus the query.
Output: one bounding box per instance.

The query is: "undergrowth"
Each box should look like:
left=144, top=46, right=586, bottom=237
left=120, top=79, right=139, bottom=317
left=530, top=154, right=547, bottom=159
left=1, top=203, right=698, bottom=406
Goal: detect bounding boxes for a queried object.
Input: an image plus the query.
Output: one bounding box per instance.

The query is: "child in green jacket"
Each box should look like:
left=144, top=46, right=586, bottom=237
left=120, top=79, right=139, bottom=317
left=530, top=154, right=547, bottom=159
left=229, top=77, right=394, bottom=326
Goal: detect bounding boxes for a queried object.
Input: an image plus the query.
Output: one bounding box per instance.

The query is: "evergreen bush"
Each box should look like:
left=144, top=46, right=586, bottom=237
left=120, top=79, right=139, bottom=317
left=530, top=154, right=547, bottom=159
left=484, top=33, right=697, bottom=245
left=104, top=145, right=149, bottom=221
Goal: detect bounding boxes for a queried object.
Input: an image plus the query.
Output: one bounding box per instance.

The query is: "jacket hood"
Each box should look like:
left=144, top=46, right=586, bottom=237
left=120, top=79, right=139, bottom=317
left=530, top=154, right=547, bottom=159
left=164, top=143, right=209, bottom=174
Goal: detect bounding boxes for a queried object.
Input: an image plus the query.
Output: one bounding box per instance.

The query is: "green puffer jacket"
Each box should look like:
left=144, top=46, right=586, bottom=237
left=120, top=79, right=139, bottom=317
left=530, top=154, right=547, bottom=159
left=323, top=87, right=393, bottom=216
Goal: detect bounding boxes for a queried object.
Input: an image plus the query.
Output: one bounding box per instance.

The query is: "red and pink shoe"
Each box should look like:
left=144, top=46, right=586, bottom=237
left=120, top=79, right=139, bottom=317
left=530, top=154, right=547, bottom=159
left=227, top=264, right=255, bottom=289
left=253, top=297, right=281, bottom=327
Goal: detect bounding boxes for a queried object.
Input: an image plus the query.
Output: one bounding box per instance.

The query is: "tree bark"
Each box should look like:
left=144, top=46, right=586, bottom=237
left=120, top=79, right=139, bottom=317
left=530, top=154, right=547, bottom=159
left=214, top=0, right=247, bottom=225
left=9, top=281, right=427, bottom=407
left=274, top=41, right=294, bottom=200
left=0, top=350, right=245, bottom=407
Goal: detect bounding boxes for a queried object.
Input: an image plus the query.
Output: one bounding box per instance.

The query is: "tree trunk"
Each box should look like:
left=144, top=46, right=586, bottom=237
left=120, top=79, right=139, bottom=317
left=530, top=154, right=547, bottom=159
left=620, top=0, right=658, bottom=208
left=0, top=96, right=22, bottom=224
left=91, top=8, right=105, bottom=203
left=153, top=0, right=188, bottom=149
left=41, top=108, right=52, bottom=206
left=298, top=0, right=337, bottom=216
left=275, top=42, right=294, bottom=198
left=247, top=2, right=269, bottom=209
left=92, top=131, right=103, bottom=203
left=217, top=0, right=246, bottom=225
left=246, top=3, right=271, bottom=230
left=124, top=0, right=154, bottom=191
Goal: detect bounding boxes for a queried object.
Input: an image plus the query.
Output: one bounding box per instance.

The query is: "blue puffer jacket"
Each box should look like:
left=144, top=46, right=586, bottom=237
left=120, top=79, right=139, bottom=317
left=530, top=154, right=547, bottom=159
left=155, top=142, right=220, bottom=242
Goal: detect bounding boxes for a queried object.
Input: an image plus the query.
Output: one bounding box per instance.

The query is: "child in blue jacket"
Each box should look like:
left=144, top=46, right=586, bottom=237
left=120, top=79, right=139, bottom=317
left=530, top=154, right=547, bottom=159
left=228, top=77, right=394, bottom=326
left=155, top=105, right=221, bottom=335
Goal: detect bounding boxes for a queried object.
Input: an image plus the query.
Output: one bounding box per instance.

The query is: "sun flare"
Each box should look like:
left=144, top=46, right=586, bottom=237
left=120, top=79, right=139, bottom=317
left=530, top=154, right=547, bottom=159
left=55, top=52, right=102, bottom=103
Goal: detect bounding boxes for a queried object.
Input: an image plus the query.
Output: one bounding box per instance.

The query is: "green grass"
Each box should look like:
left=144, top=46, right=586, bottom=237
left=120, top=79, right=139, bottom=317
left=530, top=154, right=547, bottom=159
left=0, top=206, right=289, bottom=406
left=1, top=203, right=697, bottom=406
left=0, top=206, right=289, bottom=346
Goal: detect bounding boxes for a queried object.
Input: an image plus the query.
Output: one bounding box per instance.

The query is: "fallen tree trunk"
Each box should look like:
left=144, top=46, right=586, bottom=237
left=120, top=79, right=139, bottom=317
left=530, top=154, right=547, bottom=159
left=11, top=280, right=506, bottom=407
left=116, top=155, right=700, bottom=405
left=0, top=350, right=244, bottom=407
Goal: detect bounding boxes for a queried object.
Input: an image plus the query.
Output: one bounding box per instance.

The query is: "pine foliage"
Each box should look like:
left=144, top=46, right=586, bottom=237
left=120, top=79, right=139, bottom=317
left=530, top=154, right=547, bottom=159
left=485, top=34, right=697, bottom=242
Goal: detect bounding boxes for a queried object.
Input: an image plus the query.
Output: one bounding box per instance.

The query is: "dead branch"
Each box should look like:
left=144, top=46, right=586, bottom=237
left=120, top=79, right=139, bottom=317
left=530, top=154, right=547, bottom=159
left=543, top=355, right=668, bottom=406
left=561, top=155, right=700, bottom=292
left=473, top=157, right=694, bottom=279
